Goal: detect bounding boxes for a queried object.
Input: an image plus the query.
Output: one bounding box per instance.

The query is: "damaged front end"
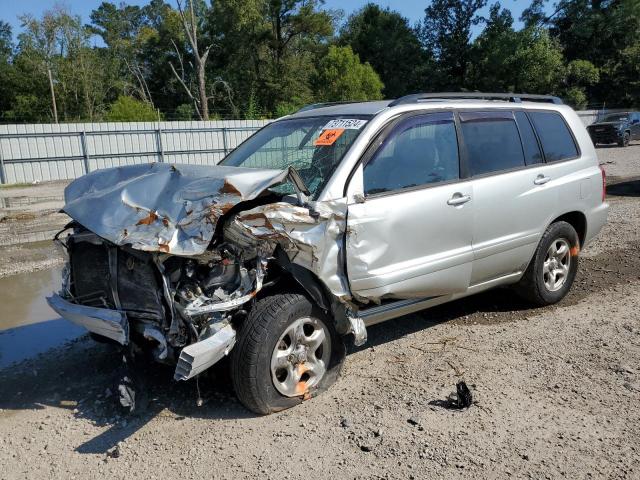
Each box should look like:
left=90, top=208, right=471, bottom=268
left=48, top=227, right=265, bottom=381
left=47, top=162, right=352, bottom=384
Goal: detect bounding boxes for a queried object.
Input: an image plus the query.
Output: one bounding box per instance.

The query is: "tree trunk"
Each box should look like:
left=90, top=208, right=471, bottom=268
left=197, top=58, right=209, bottom=120
left=48, top=68, right=58, bottom=124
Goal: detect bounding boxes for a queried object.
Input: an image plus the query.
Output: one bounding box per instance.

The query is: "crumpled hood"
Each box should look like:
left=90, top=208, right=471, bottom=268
left=63, top=162, right=292, bottom=256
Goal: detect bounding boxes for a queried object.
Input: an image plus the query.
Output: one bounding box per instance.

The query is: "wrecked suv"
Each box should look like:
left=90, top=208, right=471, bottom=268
left=48, top=93, right=609, bottom=414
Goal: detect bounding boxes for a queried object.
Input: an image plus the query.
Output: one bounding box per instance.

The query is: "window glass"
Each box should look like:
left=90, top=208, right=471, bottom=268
left=221, top=116, right=370, bottom=198
left=459, top=111, right=525, bottom=176
left=515, top=111, right=543, bottom=165
left=528, top=111, right=578, bottom=162
left=363, top=112, right=459, bottom=195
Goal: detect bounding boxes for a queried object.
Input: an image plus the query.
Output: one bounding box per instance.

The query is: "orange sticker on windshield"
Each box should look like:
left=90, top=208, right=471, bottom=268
left=315, top=128, right=345, bottom=146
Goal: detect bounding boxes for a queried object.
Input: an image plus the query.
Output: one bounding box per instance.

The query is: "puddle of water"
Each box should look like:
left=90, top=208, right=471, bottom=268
left=0, top=268, right=84, bottom=369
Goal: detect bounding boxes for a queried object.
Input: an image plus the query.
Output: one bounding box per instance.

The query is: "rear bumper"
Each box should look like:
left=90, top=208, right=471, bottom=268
left=46, top=293, right=129, bottom=345
left=588, top=129, right=623, bottom=144
left=585, top=202, right=609, bottom=246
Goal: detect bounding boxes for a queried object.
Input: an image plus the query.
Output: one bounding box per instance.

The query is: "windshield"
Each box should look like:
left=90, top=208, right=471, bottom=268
left=601, top=114, right=629, bottom=122
left=220, top=115, right=371, bottom=198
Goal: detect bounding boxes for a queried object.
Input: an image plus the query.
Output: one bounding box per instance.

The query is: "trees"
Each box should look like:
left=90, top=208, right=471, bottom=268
left=1, top=0, right=639, bottom=122
left=547, top=0, right=640, bottom=107
left=508, top=27, right=565, bottom=94
left=338, top=4, right=429, bottom=97
left=314, top=45, right=384, bottom=102
left=469, top=2, right=518, bottom=92
left=421, top=0, right=487, bottom=89
left=104, top=96, right=160, bottom=121
left=7, top=7, right=117, bottom=122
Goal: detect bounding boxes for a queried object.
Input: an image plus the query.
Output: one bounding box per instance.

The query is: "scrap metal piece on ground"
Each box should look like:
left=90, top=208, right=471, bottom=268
left=455, top=381, right=473, bottom=409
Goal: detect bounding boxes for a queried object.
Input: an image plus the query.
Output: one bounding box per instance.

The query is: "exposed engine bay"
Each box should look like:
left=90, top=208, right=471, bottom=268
left=53, top=226, right=267, bottom=381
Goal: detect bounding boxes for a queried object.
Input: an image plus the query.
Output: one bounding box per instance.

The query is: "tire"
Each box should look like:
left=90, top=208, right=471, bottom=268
left=514, top=221, right=580, bottom=307
left=231, top=293, right=345, bottom=415
left=618, top=131, right=630, bottom=147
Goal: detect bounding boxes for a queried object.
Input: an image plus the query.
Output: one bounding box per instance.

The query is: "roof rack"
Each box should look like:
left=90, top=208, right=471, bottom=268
left=296, top=101, right=360, bottom=113
left=389, top=92, right=563, bottom=107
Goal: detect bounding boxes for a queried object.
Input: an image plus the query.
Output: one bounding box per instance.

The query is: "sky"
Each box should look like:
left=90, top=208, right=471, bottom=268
left=0, top=0, right=544, bottom=42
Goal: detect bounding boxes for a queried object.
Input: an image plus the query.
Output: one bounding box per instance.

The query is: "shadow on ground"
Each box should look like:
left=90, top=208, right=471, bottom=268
left=607, top=179, right=640, bottom=197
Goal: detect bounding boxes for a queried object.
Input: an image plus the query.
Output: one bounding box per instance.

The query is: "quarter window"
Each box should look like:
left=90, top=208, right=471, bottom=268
left=514, top=111, right=543, bottom=165
left=363, top=112, right=459, bottom=195
left=459, top=111, right=525, bottom=176
left=528, top=111, right=578, bottom=162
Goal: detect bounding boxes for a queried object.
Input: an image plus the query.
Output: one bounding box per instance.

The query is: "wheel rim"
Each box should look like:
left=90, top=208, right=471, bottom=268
left=270, top=317, right=331, bottom=397
left=543, top=238, right=572, bottom=292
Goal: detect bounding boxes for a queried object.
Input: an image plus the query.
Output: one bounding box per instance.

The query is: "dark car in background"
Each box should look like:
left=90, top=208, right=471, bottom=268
left=587, top=112, right=640, bottom=147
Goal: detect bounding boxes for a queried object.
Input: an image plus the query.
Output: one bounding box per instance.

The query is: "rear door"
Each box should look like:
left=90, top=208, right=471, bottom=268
left=458, top=110, right=557, bottom=285
left=346, top=112, right=475, bottom=301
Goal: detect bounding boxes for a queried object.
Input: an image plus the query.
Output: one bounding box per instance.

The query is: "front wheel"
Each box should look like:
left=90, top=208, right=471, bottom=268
left=231, top=293, right=345, bottom=415
left=514, top=221, right=580, bottom=306
left=618, top=131, right=630, bottom=147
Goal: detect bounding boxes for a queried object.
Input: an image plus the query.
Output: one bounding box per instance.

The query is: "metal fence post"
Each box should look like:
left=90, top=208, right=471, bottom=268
left=156, top=126, right=165, bottom=163
left=221, top=127, right=229, bottom=157
left=0, top=147, right=6, bottom=185
left=80, top=130, right=90, bottom=174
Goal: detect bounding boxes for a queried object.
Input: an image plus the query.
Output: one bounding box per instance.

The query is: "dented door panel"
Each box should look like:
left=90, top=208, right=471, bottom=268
left=346, top=182, right=475, bottom=300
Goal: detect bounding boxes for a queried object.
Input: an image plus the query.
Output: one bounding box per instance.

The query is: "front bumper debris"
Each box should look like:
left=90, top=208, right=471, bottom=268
left=46, top=293, right=129, bottom=345
left=174, top=323, right=236, bottom=381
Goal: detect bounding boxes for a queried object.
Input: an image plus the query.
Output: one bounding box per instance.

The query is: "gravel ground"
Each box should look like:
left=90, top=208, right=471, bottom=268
left=0, top=145, right=639, bottom=479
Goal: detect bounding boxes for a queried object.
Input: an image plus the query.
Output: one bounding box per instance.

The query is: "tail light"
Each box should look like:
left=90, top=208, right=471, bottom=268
left=599, top=165, right=606, bottom=202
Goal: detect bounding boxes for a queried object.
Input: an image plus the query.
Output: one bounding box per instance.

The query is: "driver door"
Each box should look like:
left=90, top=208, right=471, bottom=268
left=345, top=112, right=474, bottom=301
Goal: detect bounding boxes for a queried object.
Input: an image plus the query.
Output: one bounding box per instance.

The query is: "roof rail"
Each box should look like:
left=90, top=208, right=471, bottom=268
left=296, top=101, right=360, bottom=113
left=388, top=92, right=563, bottom=107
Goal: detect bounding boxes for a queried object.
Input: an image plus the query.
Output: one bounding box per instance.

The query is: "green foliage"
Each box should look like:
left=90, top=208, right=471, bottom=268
left=244, top=90, right=264, bottom=120
left=338, top=4, right=429, bottom=97
left=104, top=96, right=159, bottom=122
left=314, top=46, right=384, bottom=102
left=566, top=60, right=600, bottom=86
left=421, top=0, right=488, bottom=88
left=564, top=87, right=588, bottom=109
left=274, top=102, right=302, bottom=118
left=469, top=3, right=518, bottom=91
left=509, top=27, right=565, bottom=93
left=174, top=103, right=194, bottom=120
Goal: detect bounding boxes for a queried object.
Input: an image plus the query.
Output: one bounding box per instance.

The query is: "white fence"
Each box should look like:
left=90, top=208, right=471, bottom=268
left=0, top=109, right=628, bottom=185
left=0, top=120, right=270, bottom=184
left=576, top=109, right=627, bottom=126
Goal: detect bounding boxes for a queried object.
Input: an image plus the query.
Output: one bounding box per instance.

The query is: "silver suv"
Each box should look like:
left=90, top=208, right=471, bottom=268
left=48, top=93, right=609, bottom=414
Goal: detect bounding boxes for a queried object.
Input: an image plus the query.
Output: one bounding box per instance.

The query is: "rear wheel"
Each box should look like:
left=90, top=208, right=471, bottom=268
left=515, top=221, right=580, bottom=306
left=231, top=293, right=345, bottom=414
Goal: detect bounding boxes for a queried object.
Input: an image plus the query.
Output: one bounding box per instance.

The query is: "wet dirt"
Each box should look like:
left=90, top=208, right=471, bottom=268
left=0, top=267, right=83, bottom=368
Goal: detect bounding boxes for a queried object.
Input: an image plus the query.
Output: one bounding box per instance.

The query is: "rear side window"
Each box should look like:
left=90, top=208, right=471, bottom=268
left=459, top=111, right=525, bottom=176
left=514, top=111, right=543, bottom=165
left=528, top=111, right=578, bottom=162
left=364, top=112, right=459, bottom=195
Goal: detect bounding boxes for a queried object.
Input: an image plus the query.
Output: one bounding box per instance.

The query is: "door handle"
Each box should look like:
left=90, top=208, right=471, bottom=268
left=447, top=193, right=471, bottom=206
left=534, top=174, right=551, bottom=185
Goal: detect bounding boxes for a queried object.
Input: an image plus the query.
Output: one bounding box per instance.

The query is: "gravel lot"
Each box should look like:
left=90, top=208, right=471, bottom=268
left=0, top=143, right=639, bottom=479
